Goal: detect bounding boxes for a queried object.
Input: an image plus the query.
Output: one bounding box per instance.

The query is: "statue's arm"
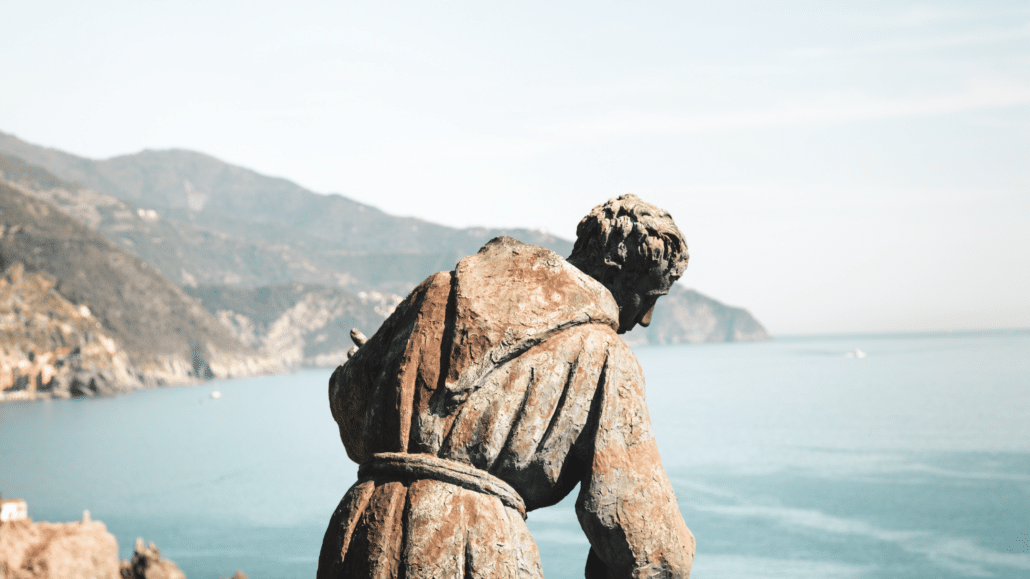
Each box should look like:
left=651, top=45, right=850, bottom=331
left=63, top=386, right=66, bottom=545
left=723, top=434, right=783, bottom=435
left=328, top=347, right=376, bottom=463
left=574, top=342, right=695, bottom=578
left=328, top=272, right=445, bottom=463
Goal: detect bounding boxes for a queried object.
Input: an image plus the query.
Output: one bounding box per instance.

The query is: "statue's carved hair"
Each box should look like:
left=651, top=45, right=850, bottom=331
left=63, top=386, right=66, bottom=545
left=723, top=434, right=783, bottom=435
left=569, top=194, right=688, bottom=279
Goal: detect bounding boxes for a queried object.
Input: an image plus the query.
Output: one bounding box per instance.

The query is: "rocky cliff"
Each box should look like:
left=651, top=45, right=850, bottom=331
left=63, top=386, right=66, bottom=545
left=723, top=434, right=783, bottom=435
left=0, top=516, right=187, bottom=579
left=0, top=518, right=121, bottom=579
left=0, top=514, right=219, bottom=579
left=121, top=538, right=187, bottom=579
left=0, top=263, right=142, bottom=400
left=0, top=182, right=283, bottom=401
left=0, top=515, right=252, bottom=579
left=184, top=283, right=395, bottom=367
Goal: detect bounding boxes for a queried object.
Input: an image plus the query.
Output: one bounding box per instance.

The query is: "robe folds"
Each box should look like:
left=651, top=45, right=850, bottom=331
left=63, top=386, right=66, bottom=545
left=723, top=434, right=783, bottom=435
left=319, top=237, right=694, bottom=579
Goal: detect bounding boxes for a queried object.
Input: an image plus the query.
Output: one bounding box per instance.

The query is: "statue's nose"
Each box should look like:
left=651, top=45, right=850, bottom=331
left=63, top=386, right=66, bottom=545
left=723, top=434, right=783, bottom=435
left=640, top=303, right=656, bottom=327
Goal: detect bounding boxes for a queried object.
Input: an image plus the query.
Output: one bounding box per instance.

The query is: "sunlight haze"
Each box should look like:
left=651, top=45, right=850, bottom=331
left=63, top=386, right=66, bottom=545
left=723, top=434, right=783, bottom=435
left=2, top=0, right=1028, bottom=335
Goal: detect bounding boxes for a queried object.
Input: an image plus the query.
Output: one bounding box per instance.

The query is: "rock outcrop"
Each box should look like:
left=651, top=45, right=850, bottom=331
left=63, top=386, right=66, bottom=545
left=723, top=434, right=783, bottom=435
left=119, top=538, right=186, bottom=579
left=0, top=517, right=189, bottom=579
left=0, top=263, right=142, bottom=400
left=0, top=517, right=121, bottom=579
left=0, top=181, right=284, bottom=402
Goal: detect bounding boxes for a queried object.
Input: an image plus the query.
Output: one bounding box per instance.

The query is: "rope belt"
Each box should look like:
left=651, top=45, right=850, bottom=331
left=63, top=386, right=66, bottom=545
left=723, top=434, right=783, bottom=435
left=358, top=452, right=527, bottom=520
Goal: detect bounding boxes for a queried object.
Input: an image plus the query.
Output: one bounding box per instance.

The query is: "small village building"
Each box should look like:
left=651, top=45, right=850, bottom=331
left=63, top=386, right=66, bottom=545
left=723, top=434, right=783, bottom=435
left=1, top=497, right=28, bottom=521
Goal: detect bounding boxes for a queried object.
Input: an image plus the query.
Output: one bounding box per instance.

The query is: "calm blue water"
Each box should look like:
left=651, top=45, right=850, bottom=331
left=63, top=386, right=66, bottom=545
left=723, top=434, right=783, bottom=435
left=2, top=331, right=1028, bottom=578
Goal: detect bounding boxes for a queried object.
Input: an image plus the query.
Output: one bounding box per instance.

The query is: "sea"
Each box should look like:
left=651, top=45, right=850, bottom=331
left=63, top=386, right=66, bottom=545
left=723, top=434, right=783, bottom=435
left=2, top=330, right=1028, bottom=579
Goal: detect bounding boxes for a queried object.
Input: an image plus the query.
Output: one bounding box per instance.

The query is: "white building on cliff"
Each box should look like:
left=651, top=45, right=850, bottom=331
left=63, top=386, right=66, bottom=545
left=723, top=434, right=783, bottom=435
left=1, top=497, right=28, bottom=521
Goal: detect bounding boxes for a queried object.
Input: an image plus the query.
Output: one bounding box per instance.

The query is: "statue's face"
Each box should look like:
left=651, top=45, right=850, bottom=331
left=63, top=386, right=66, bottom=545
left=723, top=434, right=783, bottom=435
left=611, top=266, right=675, bottom=334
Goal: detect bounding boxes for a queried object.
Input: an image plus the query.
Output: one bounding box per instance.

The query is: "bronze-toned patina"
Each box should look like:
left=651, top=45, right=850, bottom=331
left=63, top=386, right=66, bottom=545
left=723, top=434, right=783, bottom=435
left=319, top=195, right=695, bottom=578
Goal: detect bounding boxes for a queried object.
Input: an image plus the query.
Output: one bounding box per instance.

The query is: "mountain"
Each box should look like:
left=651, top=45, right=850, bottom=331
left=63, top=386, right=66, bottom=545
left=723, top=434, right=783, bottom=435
left=0, top=130, right=770, bottom=354
left=0, top=142, right=563, bottom=296
left=0, top=151, right=345, bottom=289
left=0, top=181, right=282, bottom=400
left=0, top=130, right=572, bottom=258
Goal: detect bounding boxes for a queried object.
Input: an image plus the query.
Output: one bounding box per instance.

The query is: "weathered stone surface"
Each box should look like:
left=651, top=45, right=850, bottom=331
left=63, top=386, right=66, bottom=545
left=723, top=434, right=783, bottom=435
left=322, top=234, right=694, bottom=578
left=1, top=517, right=190, bottom=579
left=0, top=180, right=284, bottom=403
left=119, top=538, right=186, bottom=579
left=0, top=262, right=142, bottom=401
left=0, top=519, right=120, bottom=579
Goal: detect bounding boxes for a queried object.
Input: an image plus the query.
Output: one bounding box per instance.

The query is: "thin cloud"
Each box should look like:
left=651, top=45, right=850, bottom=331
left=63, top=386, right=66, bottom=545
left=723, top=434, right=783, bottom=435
left=857, top=23, right=1030, bottom=54
left=893, top=6, right=970, bottom=27
left=543, top=82, right=1030, bottom=137
left=785, top=22, right=1030, bottom=61
left=893, top=5, right=1030, bottom=27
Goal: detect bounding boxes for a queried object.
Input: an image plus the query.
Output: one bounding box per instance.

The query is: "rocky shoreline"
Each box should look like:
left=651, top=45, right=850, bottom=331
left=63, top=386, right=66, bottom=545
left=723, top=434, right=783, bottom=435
left=0, top=180, right=285, bottom=404
left=0, top=263, right=160, bottom=402
left=0, top=514, right=247, bottom=579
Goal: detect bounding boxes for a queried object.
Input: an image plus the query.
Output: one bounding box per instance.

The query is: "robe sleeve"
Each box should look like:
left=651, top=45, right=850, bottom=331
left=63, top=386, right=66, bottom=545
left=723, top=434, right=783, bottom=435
left=329, top=272, right=448, bottom=463
left=574, top=339, right=695, bottom=578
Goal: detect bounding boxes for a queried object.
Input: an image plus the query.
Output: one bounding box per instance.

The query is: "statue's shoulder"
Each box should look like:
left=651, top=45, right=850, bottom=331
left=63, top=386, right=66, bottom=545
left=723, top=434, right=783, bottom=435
left=456, top=237, right=619, bottom=329
left=413, top=269, right=453, bottom=293
left=464, top=236, right=566, bottom=272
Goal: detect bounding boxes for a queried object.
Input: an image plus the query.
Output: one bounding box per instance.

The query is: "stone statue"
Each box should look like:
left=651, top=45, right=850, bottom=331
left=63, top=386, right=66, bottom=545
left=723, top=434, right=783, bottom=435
left=318, top=195, right=695, bottom=578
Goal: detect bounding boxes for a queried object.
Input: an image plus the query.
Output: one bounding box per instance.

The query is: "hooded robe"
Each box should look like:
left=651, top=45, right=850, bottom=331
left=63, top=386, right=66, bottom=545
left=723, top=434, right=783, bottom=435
left=319, top=237, right=694, bottom=579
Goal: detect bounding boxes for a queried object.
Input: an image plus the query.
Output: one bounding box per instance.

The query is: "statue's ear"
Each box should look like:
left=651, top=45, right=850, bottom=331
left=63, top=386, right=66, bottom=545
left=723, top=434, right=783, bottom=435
left=603, top=240, right=628, bottom=271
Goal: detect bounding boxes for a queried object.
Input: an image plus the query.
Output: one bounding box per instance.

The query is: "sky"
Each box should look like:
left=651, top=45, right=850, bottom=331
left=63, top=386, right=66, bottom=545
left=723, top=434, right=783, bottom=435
left=2, top=1, right=1028, bottom=335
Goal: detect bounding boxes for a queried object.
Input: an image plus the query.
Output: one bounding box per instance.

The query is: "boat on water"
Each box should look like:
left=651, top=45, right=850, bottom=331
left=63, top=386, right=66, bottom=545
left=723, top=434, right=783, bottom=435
left=210, top=390, right=222, bottom=399
left=845, top=349, right=867, bottom=358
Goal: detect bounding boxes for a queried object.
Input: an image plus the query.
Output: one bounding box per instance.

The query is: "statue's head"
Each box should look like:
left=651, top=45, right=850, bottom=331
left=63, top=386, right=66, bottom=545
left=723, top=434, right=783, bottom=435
left=567, top=194, right=689, bottom=334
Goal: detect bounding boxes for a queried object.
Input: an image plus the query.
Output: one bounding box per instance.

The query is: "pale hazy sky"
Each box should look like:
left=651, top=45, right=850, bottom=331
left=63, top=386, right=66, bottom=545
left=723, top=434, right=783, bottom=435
left=3, top=1, right=1028, bottom=335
